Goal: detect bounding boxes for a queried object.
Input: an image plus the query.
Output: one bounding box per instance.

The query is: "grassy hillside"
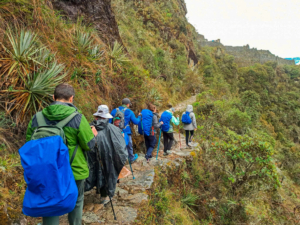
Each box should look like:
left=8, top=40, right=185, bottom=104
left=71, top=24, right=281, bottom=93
left=1, top=0, right=300, bottom=224
left=137, top=47, right=300, bottom=224
left=0, top=0, right=202, bottom=222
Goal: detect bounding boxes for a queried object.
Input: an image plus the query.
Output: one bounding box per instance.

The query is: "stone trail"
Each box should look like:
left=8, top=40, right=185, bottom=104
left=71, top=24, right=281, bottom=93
left=60, top=95, right=199, bottom=225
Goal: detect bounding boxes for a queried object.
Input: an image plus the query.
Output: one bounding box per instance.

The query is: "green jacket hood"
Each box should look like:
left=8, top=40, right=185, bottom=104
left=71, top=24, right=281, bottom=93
left=42, top=101, right=77, bottom=121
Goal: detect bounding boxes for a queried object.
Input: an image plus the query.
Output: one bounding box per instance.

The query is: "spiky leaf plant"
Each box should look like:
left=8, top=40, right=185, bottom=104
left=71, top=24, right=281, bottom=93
left=108, top=41, right=130, bottom=70
left=181, top=193, right=199, bottom=215
left=2, top=62, right=66, bottom=123
left=88, top=45, right=105, bottom=62
left=0, top=28, right=47, bottom=88
left=75, top=31, right=93, bottom=54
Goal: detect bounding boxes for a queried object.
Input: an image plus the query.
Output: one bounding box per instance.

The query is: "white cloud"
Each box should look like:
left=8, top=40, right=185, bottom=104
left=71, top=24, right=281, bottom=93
left=185, top=0, right=300, bottom=58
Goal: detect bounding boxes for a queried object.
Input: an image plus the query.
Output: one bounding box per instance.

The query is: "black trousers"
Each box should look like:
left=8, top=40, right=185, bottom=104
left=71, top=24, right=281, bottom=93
left=185, top=130, right=194, bottom=145
left=163, top=132, right=174, bottom=152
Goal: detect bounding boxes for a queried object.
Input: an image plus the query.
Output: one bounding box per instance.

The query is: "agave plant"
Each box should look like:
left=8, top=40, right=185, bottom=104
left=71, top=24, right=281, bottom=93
left=108, top=41, right=130, bottom=70
left=88, top=45, right=105, bottom=62
left=147, top=88, right=162, bottom=106
left=75, top=31, right=93, bottom=54
left=0, top=28, right=47, bottom=87
left=2, top=62, right=66, bottom=123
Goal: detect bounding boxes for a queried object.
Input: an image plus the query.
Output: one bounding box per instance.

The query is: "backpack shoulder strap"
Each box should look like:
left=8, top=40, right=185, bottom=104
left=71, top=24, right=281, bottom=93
left=36, top=111, right=47, bottom=127
left=56, top=112, right=79, bottom=128
left=70, top=145, right=78, bottom=165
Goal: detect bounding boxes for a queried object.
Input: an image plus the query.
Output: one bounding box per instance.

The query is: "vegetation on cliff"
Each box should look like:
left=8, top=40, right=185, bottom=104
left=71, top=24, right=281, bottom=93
left=1, top=0, right=300, bottom=224
left=137, top=47, right=300, bottom=224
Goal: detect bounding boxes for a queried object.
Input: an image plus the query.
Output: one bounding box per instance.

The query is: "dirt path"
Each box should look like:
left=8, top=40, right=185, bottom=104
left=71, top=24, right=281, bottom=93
left=60, top=95, right=199, bottom=225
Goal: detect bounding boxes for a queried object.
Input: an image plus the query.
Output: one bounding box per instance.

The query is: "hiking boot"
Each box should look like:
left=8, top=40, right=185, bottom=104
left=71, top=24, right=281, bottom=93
left=100, top=197, right=111, bottom=205
left=166, top=150, right=172, bottom=154
left=186, top=145, right=192, bottom=149
left=147, top=158, right=150, bottom=163
left=163, top=151, right=169, bottom=156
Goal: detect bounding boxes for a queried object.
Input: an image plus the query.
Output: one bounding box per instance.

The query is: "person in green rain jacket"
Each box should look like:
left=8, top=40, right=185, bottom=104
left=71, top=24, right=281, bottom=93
left=26, top=83, right=96, bottom=225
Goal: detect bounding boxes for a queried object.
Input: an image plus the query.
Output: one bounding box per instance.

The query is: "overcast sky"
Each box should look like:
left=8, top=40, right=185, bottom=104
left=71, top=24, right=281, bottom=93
left=185, top=0, right=300, bottom=58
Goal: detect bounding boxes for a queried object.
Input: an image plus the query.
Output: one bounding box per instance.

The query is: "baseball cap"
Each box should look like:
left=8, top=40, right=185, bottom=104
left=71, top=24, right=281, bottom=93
left=93, top=105, right=113, bottom=119
left=122, top=98, right=132, bottom=106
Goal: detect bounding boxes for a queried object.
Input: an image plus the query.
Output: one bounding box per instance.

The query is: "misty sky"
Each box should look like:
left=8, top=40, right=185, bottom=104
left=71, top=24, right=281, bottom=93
left=185, top=0, right=300, bottom=58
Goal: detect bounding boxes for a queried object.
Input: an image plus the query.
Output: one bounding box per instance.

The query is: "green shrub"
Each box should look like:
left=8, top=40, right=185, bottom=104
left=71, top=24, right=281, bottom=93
left=211, top=130, right=280, bottom=196
left=224, top=108, right=252, bottom=133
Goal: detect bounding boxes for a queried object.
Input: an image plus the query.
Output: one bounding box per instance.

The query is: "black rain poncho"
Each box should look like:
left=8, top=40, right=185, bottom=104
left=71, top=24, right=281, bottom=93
left=84, top=118, right=128, bottom=197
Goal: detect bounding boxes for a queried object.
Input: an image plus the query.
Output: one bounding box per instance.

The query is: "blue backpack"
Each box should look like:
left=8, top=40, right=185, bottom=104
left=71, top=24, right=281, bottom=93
left=159, top=111, right=173, bottom=132
left=138, top=109, right=154, bottom=136
left=181, top=112, right=192, bottom=124
left=19, top=112, right=79, bottom=217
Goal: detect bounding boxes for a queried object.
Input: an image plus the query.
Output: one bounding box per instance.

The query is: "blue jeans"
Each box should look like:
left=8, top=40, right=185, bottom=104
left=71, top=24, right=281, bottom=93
left=127, top=135, right=135, bottom=161
left=144, top=135, right=157, bottom=159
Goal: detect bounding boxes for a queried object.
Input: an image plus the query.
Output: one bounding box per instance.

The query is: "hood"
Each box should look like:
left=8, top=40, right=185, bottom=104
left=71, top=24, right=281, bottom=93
left=90, top=118, right=109, bottom=131
left=186, top=105, right=193, bottom=113
left=166, top=109, right=173, bottom=115
left=42, top=101, right=77, bottom=121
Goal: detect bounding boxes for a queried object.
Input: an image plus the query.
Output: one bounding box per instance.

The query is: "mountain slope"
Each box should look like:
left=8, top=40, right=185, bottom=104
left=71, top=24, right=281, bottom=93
left=1, top=0, right=300, bottom=224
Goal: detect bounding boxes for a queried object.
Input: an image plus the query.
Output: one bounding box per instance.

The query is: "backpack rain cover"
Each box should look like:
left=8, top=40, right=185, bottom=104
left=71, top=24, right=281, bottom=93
left=138, top=109, right=154, bottom=136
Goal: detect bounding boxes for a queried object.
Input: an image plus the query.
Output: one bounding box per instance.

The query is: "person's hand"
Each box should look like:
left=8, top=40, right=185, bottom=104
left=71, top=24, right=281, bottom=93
left=160, top=121, right=164, bottom=125
left=194, top=128, right=197, bottom=131
left=138, top=113, right=142, bottom=116
left=177, top=115, right=179, bottom=118
left=91, top=126, right=98, bottom=136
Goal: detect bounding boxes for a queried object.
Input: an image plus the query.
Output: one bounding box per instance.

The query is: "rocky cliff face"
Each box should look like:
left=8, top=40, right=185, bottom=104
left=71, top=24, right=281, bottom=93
left=51, top=0, right=123, bottom=45
left=224, top=45, right=294, bottom=67
left=198, top=36, right=294, bottom=67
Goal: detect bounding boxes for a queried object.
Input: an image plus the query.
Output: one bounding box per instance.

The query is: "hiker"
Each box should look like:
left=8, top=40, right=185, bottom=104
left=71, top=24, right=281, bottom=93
left=138, top=104, right=163, bottom=162
left=159, top=108, right=180, bottom=156
left=85, top=105, right=128, bottom=205
left=182, top=105, right=197, bottom=148
left=24, top=83, right=96, bottom=225
left=110, top=98, right=141, bottom=163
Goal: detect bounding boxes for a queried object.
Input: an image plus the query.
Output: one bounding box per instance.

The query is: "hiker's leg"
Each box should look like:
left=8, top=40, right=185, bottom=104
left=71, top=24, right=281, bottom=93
left=127, top=135, right=135, bottom=161
left=43, top=216, right=59, bottom=225
left=144, top=135, right=150, bottom=158
left=190, top=130, right=194, bottom=142
left=100, top=187, right=108, bottom=197
left=146, top=135, right=157, bottom=157
left=163, top=132, right=168, bottom=153
left=185, top=130, right=189, bottom=145
left=68, top=180, right=85, bottom=225
left=167, top=133, right=175, bottom=150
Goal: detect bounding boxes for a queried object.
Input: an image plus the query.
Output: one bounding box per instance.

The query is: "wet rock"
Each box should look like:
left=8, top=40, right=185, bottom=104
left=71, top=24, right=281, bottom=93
left=118, top=169, right=155, bottom=190
left=12, top=217, right=27, bottom=225
left=82, top=211, right=101, bottom=224
left=83, top=203, right=95, bottom=212
left=116, top=187, right=129, bottom=198
left=52, top=0, right=123, bottom=46
left=101, top=206, right=137, bottom=224
left=172, top=151, right=193, bottom=157
left=93, top=204, right=104, bottom=213
left=124, top=193, right=148, bottom=204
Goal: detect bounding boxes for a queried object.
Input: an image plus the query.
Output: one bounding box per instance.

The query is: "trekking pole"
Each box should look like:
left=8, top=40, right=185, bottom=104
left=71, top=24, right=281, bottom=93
left=156, top=128, right=162, bottom=160
left=178, top=126, right=181, bottom=150
left=97, top=150, right=117, bottom=220
left=128, top=157, right=135, bottom=179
